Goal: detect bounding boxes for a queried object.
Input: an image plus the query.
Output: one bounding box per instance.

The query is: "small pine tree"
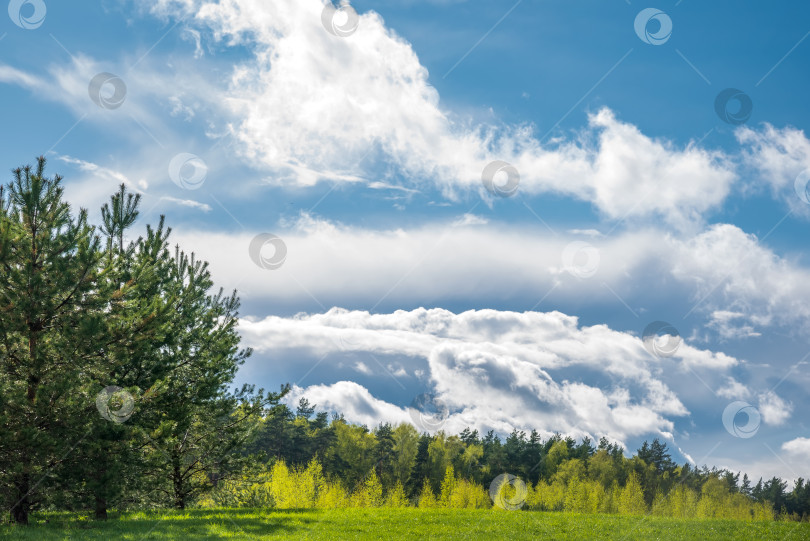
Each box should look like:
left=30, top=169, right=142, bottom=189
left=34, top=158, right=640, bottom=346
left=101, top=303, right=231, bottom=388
left=418, top=478, right=437, bottom=508
left=618, top=472, right=647, bottom=515
left=439, top=465, right=456, bottom=507
left=385, top=481, right=409, bottom=508
left=352, top=469, right=384, bottom=508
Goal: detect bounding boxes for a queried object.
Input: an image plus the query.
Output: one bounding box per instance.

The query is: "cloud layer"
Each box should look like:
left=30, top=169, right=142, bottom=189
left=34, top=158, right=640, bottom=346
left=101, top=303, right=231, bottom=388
left=172, top=213, right=810, bottom=340
left=140, top=0, right=764, bottom=229
left=239, top=306, right=747, bottom=447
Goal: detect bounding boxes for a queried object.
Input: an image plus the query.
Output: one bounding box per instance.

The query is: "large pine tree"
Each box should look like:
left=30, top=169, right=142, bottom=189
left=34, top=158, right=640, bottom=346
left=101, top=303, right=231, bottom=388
left=0, top=158, right=107, bottom=524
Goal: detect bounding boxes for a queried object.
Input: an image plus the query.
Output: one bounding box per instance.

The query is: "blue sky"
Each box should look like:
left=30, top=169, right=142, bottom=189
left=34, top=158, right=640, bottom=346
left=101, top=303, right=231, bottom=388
left=2, top=0, right=810, bottom=482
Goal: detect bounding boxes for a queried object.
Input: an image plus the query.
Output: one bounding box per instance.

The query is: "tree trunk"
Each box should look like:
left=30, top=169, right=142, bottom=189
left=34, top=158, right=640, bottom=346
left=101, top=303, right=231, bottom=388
left=173, top=460, right=186, bottom=509
left=94, top=497, right=108, bottom=520
left=11, top=474, right=30, bottom=525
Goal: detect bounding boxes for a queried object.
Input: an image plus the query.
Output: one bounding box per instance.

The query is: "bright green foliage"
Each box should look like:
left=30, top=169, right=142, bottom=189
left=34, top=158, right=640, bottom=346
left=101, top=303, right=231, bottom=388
left=618, top=472, right=647, bottom=515
left=390, top=423, right=419, bottom=485
left=554, top=458, right=586, bottom=485
left=439, top=466, right=456, bottom=507
left=492, top=475, right=527, bottom=511
left=528, top=480, right=565, bottom=511
left=323, top=421, right=377, bottom=489
left=316, top=480, right=349, bottom=509
left=418, top=479, right=438, bottom=508
left=589, top=450, right=621, bottom=488
left=202, top=459, right=331, bottom=509
left=384, top=482, right=409, bottom=508
left=665, top=485, right=700, bottom=518
left=545, top=440, right=569, bottom=478
left=352, top=470, right=384, bottom=508
left=563, top=478, right=591, bottom=513
left=426, top=433, right=464, bottom=492
left=447, top=479, right=490, bottom=509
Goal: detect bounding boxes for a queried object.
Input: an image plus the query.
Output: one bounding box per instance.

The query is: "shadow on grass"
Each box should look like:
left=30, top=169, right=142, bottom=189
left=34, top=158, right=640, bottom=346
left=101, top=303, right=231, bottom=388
left=0, top=508, right=324, bottom=540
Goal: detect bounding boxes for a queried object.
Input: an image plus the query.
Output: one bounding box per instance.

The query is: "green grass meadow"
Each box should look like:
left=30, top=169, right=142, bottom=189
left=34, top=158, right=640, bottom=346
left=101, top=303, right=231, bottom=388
left=1, top=509, right=807, bottom=540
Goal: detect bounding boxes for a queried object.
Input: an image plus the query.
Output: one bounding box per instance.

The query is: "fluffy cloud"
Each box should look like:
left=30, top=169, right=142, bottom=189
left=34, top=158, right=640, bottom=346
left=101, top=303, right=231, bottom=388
left=5, top=0, right=807, bottom=230
left=138, top=0, right=738, bottom=228
left=670, top=224, right=810, bottom=330
left=239, top=306, right=745, bottom=445
left=782, top=437, right=810, bottom=457
left=715, top=377, right=752, bottom=400
left=286, top=381, right=412, bottom=429
left=738, top=124, right=810, bottom=214
left=757, top=391, right=793, bottom=426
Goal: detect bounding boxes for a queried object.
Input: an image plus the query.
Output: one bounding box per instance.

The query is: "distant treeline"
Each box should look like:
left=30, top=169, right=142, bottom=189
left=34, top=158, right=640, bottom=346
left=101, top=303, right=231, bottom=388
left=222, top=398, right=810, bottom=520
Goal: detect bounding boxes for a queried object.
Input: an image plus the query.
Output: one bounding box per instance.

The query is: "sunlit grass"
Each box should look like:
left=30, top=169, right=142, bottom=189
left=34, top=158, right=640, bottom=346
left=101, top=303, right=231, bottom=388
left=1, top=508, right=807, bottom=540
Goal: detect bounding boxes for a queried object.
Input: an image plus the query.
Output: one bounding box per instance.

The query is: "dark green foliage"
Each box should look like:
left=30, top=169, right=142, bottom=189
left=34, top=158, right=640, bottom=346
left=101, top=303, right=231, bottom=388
left=0, top=160, right=276, bottom=524
left=0, top=158, right=107, bottom=524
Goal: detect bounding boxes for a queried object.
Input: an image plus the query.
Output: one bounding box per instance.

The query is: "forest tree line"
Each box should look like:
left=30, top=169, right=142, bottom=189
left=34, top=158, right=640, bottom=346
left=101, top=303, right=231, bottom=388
left=215, top=398, right=810, bottom=520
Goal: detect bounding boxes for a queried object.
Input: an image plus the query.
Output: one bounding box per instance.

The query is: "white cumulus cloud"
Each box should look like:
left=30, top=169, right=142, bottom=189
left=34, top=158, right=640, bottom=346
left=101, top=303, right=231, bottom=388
left=238, top=306, right=747, bottom=446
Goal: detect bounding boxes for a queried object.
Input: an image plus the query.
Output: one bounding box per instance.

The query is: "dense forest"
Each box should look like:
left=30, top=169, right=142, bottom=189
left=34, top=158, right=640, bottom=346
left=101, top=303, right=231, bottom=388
left=0, top=158, right=807, bottom=525
left=212, top=398, right=810, bottom=520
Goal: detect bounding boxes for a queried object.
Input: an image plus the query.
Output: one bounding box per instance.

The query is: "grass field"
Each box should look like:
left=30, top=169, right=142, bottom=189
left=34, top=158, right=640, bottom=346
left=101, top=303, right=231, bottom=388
left=1, top=509, right=808, bottom=540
